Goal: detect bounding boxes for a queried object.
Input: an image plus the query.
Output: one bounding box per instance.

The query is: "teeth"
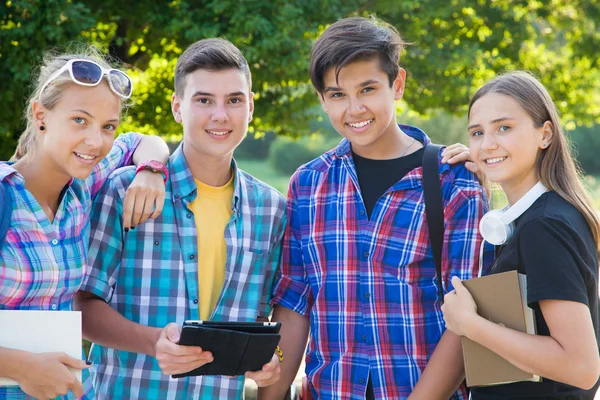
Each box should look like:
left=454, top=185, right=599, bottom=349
left=75, top=153, right=95, bottom=160
left=207, top=130, right=229, bottom=136
left=486, top=157, right=507, bottom=164
left=348, top=119, right=373, bottom=128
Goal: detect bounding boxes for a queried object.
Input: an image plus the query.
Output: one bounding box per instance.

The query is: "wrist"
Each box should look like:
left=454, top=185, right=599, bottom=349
left=143, top=326, right=163, bottom=357
left=462, top=312, right=482, bottom=339
left=135, top=160, right=168, bottom=184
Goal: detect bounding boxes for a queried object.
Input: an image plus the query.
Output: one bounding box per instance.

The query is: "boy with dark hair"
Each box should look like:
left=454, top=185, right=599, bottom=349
left=75, top=38, right=286, bottom=399
left=260, top=17, right=486, bottom=400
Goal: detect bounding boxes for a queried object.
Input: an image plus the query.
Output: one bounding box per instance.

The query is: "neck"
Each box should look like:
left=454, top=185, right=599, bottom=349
left=352, top=122, right=419, bottom=160
left=501, top=175, right=541, bottom=206
left=13, top=153, right=71, bottom=211
left=183, top=143, right=233, bottom=187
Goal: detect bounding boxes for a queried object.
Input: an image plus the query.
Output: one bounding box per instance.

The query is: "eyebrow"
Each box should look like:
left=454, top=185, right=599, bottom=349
left=323, top=79, right=382, bottom=94
left=72, top=109, right=94, bottom=118
left=191, top=91, right=247, bottom=98
left=71, top=109, right=119, bottom=123
left=467, top=117, right=515, bottom=130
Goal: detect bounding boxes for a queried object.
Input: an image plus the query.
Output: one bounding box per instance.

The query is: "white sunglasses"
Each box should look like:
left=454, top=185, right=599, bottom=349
left=39, top=59, right=133, bottom=99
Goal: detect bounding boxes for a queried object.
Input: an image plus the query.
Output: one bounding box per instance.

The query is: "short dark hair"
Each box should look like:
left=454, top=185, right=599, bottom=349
left=310, top=17, right=406, bottom=94
left=174, top=38, right=251, bottom=96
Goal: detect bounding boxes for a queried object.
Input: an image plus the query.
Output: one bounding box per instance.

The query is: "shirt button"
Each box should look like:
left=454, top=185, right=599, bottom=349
left=189, top=254, right=195, bottom=260
left=359, top=378, right=365, bottom=384
left=193, top=299, right=199, bottom=304
left=51, top=239, right=59, bottom=245
left=51, top=304, right=57, bottom=310
left=362, top=334, right=367, bottom=340
left=365, top=293, right=371, bottom=299
left=363, top=251, right=369, bottom=258
left=186, top=213, right=192, bottom=219
left=154, top=241, right=160, bottom=246
left=360, top=210, right=365, bottom=216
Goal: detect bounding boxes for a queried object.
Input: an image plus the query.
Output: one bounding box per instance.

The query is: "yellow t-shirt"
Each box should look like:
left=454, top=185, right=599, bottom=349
left=188, top=174, right=234, bottom=320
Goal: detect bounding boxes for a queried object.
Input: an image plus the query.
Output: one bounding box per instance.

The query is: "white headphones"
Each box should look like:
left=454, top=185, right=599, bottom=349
left=479, top=181, right=548, bottom=245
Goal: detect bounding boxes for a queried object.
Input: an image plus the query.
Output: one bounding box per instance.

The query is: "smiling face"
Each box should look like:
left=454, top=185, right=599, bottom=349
left=33, top=82, right=121, bottom=180
left=172, top=68, right=253, bottom=162
left=468, top=92, right=552, bottom=202
left=319, top=58, right=406, bottom=158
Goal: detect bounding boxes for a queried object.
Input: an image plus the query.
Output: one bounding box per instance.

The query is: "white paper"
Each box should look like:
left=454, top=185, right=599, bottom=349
left=0, top=310, right=82, bottom=386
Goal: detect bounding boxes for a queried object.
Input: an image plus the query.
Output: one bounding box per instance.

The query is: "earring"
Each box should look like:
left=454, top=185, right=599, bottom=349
left=543, top=143, right=548, bottom=148
left=39, top=125, right=45, bottom=131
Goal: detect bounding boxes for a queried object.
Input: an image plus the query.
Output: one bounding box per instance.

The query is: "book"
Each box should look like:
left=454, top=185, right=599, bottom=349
left=0, top=310, right=82, bottom=386
left=461, top=270, right=540, bottom=387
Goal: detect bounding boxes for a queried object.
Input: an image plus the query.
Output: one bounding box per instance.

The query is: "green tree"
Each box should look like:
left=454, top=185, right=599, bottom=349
left=1, top=0, right=599, bottom=160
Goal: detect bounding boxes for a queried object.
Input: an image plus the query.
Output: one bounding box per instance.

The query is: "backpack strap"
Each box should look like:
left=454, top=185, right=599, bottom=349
left=0, top=180, right=14, bottom=251
left=422, top=144, right=445, bottom=303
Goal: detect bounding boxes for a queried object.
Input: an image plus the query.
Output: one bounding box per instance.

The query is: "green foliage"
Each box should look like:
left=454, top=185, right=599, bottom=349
left=0, top=0, right=96, bottom=156
left=269, top=135, right=338, bottom=175
left=235, top=131, right=277, bottom=160
left=568, top=124, right=600, bottom=176
left=1, top=1, right=600, bottom=160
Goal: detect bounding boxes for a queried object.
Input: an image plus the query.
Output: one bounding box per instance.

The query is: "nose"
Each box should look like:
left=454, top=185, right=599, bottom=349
left=211, top=102, right=230, bottom=123
left=83, top=127, right=103, bottom=150
left=480, top=132, right=498, bottom=151
left=348, top=97, right=366, bottom=116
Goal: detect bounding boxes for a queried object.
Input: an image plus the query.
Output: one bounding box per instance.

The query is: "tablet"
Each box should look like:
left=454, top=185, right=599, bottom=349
left=173, top=320, right=282, bottom=377
left=182, top=320, right=281, bottom=334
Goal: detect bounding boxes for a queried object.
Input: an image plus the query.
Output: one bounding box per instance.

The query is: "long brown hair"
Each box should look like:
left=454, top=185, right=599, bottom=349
left=469, top=71, right=600, bottom=252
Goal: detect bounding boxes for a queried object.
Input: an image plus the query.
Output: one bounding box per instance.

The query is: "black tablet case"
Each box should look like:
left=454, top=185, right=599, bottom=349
left=172, top=323, right=281, bottom=377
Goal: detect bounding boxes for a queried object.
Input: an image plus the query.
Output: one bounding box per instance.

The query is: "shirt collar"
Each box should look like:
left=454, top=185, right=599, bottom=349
left=168, top=142, right=241, bottom=211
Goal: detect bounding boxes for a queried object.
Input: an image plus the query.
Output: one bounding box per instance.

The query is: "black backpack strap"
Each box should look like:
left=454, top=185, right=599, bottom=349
left=0, top=180, right=14, bottom=251
left=422, top=144, right=445, bottom=303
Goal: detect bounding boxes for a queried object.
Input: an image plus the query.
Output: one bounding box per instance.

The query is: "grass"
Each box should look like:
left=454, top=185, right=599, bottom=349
left=236, top=158, right=291, bottom=195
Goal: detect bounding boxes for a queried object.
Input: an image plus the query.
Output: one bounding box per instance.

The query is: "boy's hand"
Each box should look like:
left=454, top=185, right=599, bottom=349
left=245, top=351, right=281, bottom=387
left=441, top=143, right=482, bottom=182
left=122, top=170, right=166, bottom=230
left=154, top=323, right=213, bottom=376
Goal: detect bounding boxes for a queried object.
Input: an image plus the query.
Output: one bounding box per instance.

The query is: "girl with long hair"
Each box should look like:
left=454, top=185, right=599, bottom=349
left=0, top=49, right=169, bottom=399
left=442, top=71, right=600, bottom=399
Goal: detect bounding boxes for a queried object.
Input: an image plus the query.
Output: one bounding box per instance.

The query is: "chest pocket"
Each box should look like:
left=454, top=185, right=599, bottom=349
left=217, top=248, right=266, bottom=321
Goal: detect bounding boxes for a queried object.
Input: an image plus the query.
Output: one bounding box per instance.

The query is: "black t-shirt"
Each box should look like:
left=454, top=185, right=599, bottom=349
left=472, top=191, right=600, bottom=400
left=352, top=147, right=425, bottom=219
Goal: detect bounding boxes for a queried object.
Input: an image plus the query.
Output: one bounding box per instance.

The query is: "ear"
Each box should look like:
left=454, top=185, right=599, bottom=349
left=248, top=91, right=255, bottom=122
left=540, top=120, right=554, bottom=149
left=393, top=68, right=407, bottom=101
left=31, top=100, right=47, bottom=132
left=171, top=93, right=182, bottom=124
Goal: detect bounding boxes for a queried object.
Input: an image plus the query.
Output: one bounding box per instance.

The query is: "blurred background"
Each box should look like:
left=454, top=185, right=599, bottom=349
left=1, top=1, right=600, bottom=204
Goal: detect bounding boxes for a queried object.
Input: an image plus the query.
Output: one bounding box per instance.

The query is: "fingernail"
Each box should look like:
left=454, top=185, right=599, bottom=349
left=86, top=360, right=92, bottom=366
left=131, top=226, right=136, bottom=230
left=124, top=228, right=129, bottom=233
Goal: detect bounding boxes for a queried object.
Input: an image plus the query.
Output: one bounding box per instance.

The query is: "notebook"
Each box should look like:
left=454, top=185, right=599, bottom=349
left=0, top=310, right=82, bottom=386
left=461, top=270, right=540, bottom=387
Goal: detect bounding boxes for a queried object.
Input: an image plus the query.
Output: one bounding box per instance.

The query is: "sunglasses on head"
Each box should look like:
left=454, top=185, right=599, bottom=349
left=39, top=59, right=133, bottom=99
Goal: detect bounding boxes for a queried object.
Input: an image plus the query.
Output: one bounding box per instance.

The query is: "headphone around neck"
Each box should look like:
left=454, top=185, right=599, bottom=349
left=479, top=181, right=548, bottom=246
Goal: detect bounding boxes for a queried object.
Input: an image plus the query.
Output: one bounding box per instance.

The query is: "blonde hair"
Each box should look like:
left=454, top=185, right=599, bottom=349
left=469, top=71, right=600, bottom=252
left=12, top=47, right=127, bottom=161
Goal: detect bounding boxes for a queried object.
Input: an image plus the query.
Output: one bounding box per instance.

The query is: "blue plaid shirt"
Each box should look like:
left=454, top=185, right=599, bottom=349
left=272, top=126, right=487, bottom=400
left=81, top=143, right=287, bottom=400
